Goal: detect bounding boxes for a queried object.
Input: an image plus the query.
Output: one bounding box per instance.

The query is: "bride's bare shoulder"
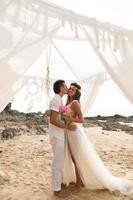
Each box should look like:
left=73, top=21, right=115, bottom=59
left=72, top=100, right=80, bottom=107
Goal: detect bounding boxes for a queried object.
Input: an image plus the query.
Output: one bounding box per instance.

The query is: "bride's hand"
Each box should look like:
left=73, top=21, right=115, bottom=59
left=63, top=114, right=72, bottom=123
left=66, top=123, right=76, bottom=131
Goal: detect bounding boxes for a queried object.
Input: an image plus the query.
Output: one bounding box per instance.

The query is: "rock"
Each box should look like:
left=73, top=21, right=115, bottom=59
left=112, top=190, right=121, bottom=197
left=0, top=171, right=9, bottom=184
left=84, top=115, right=133, bottom=135
left=1, top=128, right=17, bottom=140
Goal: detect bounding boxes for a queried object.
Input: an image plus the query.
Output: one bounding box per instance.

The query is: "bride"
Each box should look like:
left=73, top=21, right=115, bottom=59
left=62, top=82, right=133, bottom=195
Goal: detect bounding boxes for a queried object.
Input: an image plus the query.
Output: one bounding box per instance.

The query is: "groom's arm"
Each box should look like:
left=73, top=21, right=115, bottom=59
left=50, top=110, right=76, bottom=131
left=50, top=110, right=65, bottom=128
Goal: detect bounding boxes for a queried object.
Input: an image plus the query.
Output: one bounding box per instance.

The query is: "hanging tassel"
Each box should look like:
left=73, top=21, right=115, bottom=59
left=74, top=24, right=79, bottom=39
left=34, top=12, right=40, bottom=31
left=94, top=27, right=100, bottom=49
left=107, top=31, right=112, bottom=49
left=45, top=42, right=52, bottom=98
left=43, top=10, right=48, bottom=35
left=13, top=0, right=22, bottom=27
left=61, top=15, right=66, bottom=27
left=101, top=30, right=106, bottom=52
left=119, top=37, right=127, bottom=58
left=23, top=1, right=29, bottom=31
left=113, top=32, right=120, bottom=52
left=69, top=21, right=74, bottom=32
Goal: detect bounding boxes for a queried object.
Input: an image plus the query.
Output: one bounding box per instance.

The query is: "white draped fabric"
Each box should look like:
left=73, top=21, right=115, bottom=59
left=0, top=0, right=133, bottom=112
left=63, top=124, right=133, bottom=195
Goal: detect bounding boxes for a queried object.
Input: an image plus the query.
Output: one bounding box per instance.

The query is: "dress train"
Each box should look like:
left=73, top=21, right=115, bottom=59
left=63, top=124, right=133, bottom=195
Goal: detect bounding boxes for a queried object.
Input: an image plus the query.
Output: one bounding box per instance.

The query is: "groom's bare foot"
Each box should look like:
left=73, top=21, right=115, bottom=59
left=54, top=190, right=69, bottom=198
left=61, top=183, right=67, bottom=189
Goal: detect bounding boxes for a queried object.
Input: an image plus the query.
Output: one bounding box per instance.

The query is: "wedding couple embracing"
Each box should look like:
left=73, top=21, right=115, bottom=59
left=49, top=79, right=133, bottom=198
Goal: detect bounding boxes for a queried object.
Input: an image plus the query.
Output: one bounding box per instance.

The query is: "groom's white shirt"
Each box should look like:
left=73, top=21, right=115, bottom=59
left=49, top=94, right=64, bottom=141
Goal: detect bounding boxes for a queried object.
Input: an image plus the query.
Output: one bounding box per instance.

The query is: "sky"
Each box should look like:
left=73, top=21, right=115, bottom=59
left=12, top=0, right=133, bottom=116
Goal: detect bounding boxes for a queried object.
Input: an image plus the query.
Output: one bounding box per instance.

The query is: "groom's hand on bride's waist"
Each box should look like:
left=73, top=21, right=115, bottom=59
left=66, top=123, right=76, bottom=131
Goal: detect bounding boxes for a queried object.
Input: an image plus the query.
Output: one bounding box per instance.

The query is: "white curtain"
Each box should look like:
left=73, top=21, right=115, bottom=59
left=80, top=25, right=133, bottom=104
left=0, top=0, right=133, bottom=112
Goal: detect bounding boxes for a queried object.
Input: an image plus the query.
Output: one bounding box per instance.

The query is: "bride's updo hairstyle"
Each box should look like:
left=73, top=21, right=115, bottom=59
left=67, top=82, right=81, bottom=104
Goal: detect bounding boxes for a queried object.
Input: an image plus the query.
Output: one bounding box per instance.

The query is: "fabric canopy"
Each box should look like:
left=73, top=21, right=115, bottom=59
left=0, top=0, right=133, bottom=114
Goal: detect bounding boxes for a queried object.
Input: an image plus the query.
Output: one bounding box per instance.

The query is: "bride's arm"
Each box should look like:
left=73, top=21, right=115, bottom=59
left=50, top=110, right=77, bottom=130
left=70, top=101, right=84, bottom=123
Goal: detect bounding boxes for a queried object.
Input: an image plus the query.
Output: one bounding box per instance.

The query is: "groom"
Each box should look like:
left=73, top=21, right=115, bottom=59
left=49, top=79, right=76, bottom=196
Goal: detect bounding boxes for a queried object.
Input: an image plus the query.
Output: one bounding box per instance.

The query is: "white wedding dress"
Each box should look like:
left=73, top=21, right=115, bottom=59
left=63, top=123, right=133, bottom=196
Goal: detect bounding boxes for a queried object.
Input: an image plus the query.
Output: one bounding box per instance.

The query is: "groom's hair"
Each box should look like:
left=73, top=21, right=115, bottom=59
left=53, top=79, right=65, bottom=94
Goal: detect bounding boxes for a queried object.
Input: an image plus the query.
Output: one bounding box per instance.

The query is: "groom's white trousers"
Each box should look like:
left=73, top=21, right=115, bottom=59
left=49, top=124, right=64, bottom=191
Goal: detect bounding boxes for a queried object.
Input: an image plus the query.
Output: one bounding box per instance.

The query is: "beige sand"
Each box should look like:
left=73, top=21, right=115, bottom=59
left=0, top=127, right=133, bottom=200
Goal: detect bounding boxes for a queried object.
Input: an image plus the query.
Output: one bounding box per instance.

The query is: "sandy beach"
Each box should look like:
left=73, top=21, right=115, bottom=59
left=0, top=111, right=133, bottom=200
